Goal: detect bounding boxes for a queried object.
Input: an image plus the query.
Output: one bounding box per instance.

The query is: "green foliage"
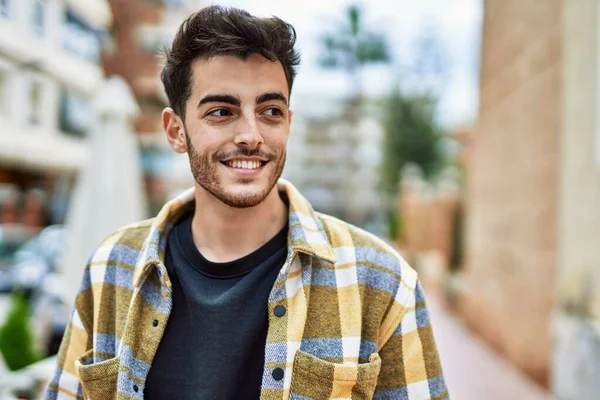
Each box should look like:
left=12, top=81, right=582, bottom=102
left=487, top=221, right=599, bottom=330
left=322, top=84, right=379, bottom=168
left=318, top=4, right=390, bottom=73
left=0, top=292, right=42, bottom=371
left=380, top=88, right=446, bottom=195
left=387, top=209, right=404, bottom=241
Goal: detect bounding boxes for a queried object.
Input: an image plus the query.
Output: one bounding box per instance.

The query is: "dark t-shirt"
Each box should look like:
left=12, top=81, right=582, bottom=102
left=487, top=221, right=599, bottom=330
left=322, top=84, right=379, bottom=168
left=144, top=211, right=288, bottom=399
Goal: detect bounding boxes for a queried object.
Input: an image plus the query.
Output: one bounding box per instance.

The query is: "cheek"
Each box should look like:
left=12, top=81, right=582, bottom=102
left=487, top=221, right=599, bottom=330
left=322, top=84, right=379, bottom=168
left=264, top=130, right=289, bottom=150
left=187, top=129, right=227, bottom=155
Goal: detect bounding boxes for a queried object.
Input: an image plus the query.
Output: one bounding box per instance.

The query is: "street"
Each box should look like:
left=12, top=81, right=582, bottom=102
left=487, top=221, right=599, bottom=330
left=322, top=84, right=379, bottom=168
left=428, top=296, right=551, bottom=400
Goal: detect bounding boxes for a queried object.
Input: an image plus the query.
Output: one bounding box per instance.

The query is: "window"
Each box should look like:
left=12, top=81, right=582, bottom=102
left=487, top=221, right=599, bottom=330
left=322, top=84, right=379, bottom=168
left=142, top=151, right=174, bottom=179
left=62, top=10, right=101, bottom=62
left=32, top=0, right=46, bottom=36
left=59, top=89, right=92, bottom=137
left=145, top=0, right=185, bottom=6
left=137, top=25, right=168, bottom=54
left=0, top=69, right=8, bottom=117
left=165, top=0, right=185, bottom=6
left=28, top=79, right=43, bottom=125
left=0, top=0, right=10, bottom=18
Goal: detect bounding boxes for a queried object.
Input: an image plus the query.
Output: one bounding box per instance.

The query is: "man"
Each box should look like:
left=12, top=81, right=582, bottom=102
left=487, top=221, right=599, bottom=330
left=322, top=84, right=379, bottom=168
left=46, top=5, right=447, bottom=400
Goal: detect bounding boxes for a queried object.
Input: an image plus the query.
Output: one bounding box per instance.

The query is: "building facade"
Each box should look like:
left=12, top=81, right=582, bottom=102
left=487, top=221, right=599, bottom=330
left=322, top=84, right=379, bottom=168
left=554, top=1, right=600, bottom=398
left=461, top=0, right=600, bottom=396
left=460, top=0, right=560, bottom=386
left=283, top=96, right=385, bottom=229
left=0, top=0, right=111, bottom=227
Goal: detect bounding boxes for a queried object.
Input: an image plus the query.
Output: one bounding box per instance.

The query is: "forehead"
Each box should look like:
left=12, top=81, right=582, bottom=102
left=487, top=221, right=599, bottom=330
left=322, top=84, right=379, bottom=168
left=189, top=54, right=289, bottom=101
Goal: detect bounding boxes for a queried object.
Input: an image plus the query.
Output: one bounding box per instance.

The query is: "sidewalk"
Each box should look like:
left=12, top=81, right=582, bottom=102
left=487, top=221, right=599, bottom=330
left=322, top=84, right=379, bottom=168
left=427, top=296, right=551, bottom=400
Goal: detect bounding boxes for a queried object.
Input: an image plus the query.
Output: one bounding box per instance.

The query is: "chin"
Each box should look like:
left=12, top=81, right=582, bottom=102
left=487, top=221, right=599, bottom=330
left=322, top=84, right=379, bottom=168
left=222, top=184, right=271, bottom=208
left=219, top=193, right=268, bottom=208
left=209, top=182, right=270, bottom=208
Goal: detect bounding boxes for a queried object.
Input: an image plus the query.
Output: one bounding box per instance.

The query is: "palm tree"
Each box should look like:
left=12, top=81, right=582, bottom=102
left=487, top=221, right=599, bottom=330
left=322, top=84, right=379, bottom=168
left=318, top=4, right=391, bottom=120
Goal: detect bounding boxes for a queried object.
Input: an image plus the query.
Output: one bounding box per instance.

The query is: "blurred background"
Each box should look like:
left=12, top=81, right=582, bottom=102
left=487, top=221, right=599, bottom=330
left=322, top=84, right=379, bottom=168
left=0, top=0, right=597, bottom=399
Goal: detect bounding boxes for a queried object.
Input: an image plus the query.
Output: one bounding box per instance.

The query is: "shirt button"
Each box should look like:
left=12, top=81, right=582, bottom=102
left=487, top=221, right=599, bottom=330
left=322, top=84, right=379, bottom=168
left=274, top=305, right=286, bottom=317
left=152, top=319, right=159, bottom=327
left=272, top=368, right=284, bottom=381
left=133, top=384, right=139, bottom=392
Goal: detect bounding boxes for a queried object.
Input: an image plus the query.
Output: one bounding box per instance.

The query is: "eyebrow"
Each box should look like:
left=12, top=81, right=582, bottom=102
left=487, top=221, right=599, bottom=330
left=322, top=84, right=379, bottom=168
left=256, top=91, right=288, bottom=106
left=197, top=92, right=289, bottom=109
left=197, top=94, right=241, bottom=108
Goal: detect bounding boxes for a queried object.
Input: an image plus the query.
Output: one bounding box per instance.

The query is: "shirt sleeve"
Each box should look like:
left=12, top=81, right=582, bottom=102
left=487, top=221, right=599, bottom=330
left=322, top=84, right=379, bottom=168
left=374, top=280, right=449, bottom=400
left=44, top=266, right=93, bottom=399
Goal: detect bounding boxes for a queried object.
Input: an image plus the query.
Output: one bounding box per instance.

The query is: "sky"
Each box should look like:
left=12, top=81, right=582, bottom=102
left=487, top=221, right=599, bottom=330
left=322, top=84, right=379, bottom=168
left=196, top=0, right=484, bottom=128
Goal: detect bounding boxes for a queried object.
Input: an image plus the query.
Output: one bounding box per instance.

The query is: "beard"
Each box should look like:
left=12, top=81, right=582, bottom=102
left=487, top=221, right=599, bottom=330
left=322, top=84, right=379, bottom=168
left=185, top=133, right=286, bottom=208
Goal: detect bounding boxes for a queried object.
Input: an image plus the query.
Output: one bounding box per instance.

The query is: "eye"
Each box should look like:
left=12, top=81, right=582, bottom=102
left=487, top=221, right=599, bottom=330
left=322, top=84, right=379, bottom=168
left=208, top=109, right=232, bottom=117
left=263, top=107, right=284, bottom=117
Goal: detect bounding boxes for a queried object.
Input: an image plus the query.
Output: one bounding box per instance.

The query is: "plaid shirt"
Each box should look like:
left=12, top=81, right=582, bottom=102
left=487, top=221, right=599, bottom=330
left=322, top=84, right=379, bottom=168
left=45, top=179, right=448, bottom=400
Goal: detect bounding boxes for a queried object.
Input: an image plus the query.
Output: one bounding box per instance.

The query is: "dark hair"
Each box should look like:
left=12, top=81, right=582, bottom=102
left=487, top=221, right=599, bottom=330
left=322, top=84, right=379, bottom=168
left=161, top=5, right=301, bottom=119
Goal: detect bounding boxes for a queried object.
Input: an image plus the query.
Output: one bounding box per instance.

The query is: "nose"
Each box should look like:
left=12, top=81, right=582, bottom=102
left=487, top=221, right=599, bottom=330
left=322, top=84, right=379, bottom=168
left=234, top=113, right=264, bottom=149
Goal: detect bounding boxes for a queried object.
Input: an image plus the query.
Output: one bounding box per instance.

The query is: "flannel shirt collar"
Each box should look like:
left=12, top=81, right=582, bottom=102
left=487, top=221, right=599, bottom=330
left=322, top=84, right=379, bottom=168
left=133, top=178, right=336, bottom=288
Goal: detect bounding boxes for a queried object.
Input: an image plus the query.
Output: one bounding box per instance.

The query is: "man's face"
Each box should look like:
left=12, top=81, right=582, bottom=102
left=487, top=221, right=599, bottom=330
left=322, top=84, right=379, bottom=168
left=181, top=54, right=291, bottom=208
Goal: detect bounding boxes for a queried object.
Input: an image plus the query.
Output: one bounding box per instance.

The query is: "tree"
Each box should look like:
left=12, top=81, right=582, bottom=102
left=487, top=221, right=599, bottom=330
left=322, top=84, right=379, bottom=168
left=380, top=24, right=450, bottom=197
left=318, top=4, right=390, bottom=118
left=0, top=292, right=42, bottom=371
left=380, top=89, right=444, bottom=196
left=316, top=4, right=392, bottom=227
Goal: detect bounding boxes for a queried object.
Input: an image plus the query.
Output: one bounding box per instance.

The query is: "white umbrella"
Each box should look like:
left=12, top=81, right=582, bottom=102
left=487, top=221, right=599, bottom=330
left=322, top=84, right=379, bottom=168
left=60, top=76, right=148, bottom=305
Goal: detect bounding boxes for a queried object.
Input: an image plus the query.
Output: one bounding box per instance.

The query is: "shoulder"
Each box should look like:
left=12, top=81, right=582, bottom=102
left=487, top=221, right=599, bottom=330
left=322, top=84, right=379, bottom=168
left=315, top=212, right=420, bottom=346
left=74, top=219, right=156, bottom=334
left=315, top=212, right=418, bottom=303
left=316, top=213, right=417, bottom=288
left=87, top=218, right=155, bottom=266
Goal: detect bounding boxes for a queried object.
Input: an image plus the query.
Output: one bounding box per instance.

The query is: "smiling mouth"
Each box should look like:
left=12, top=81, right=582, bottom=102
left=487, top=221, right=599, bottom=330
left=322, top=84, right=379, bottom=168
left=220, top=160, right=269, bottom=170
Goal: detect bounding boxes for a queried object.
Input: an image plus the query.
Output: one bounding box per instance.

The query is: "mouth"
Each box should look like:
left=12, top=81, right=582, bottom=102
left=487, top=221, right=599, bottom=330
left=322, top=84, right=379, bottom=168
left=220, top=159, right=269, bottom=171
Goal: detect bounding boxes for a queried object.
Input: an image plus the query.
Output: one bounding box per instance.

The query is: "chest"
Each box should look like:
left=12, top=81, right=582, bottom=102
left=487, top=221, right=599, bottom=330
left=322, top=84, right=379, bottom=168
left=80, top=254, right=388, bottom=399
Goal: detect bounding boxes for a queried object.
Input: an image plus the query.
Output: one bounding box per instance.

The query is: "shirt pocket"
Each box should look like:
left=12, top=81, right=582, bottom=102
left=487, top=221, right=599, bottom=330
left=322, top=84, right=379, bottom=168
left=75, top=349, right=120, bottom=400
left=289, top=350, right=381, bottom=400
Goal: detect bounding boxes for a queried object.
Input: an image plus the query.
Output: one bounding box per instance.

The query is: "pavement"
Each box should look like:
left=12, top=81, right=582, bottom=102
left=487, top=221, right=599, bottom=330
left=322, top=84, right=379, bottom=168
left=427, top=295, right=551, bottom=400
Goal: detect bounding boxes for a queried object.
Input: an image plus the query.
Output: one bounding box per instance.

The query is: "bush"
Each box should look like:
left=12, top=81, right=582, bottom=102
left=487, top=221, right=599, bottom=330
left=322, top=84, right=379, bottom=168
left=0, top=292, right=42, bottom=371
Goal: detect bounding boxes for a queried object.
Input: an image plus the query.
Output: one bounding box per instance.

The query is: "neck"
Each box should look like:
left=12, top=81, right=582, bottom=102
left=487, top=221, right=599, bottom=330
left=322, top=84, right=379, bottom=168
left=190, top=184, right=288, bottom=263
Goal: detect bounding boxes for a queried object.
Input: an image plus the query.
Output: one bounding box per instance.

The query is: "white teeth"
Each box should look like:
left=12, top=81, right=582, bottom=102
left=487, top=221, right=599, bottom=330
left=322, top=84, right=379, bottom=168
left=226, top=160, right=262, bottom=169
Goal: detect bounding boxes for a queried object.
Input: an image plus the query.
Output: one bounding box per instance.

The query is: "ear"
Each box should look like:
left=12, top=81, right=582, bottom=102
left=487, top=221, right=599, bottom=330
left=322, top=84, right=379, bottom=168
left=163, top=108, right=187, bottom=154
left=288, top=109, right=293, bottom=126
